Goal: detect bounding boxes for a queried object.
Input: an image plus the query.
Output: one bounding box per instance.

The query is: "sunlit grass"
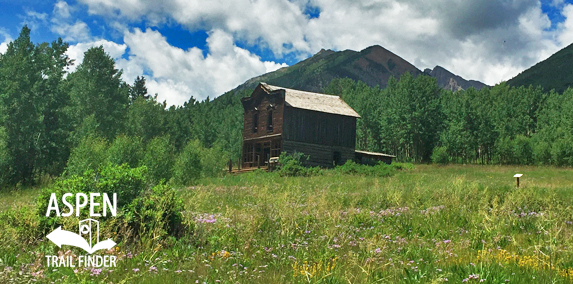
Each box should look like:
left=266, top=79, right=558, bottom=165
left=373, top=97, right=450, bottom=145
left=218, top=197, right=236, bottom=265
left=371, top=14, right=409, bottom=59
left=1, top=164, right=573, bottom=283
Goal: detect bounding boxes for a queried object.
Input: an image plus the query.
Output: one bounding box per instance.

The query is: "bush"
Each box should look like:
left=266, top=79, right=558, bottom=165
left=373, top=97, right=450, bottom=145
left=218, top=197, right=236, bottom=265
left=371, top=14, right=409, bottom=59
left=172, top=140, right=203, bottom=185
left=37, top=163, right=148, bottom=230
left=276, top=152, right=321, bottom=177
left=36, top=164, right=186, bottom=245
left=65, top=135, right=108, bottom=176
left=431, top=146, right=449, bottom=164
left=124, top=184, right=187, bottom=245
left=107, top=135, right=144, bottom=168
left=143, top=135, right=175, bottom=184
left=200, top=145, right=226, bottom=178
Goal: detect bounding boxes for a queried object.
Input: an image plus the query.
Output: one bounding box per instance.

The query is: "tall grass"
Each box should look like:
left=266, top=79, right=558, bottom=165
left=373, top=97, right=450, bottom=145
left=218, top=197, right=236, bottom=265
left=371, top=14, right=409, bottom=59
left=1, top=165, right=573, bottom=283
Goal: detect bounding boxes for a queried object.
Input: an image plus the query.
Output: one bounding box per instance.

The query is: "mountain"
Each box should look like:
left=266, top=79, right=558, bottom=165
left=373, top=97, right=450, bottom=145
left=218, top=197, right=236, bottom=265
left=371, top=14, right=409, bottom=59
left=234, top=45, right=487, bottom=93
left=507, top=43, right=573, bottom=93
left=424, top=66, right=488, bottom=91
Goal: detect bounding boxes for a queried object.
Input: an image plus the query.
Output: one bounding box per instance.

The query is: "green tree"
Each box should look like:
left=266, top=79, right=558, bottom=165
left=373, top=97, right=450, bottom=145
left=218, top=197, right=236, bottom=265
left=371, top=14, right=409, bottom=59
left=129, top=76, right=149, bottom=103
left=68, top=46, right=129, bottom=142
left=0, top=26, right=71, bottom=184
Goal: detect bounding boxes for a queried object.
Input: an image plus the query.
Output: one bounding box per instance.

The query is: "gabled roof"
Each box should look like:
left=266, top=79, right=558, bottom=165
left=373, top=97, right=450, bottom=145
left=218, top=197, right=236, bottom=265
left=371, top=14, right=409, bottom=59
left=259, top=83, right=361, bottom=118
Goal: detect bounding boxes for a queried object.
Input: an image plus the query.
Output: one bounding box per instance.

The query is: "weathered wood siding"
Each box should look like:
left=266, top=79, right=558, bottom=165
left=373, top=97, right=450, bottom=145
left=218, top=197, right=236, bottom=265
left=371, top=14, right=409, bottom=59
left=283, top=106, right=356, bottom=148
left=282, top=106, right=356, bottom=167
left=242, top=90, right=284, bottom=140
left=283, top=140, right=355, bottom=167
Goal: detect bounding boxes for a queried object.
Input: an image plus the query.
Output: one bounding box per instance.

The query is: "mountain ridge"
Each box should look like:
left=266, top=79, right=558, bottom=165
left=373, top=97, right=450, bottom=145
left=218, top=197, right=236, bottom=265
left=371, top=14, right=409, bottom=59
left=507, top=42, right=573, bottom=93
left=234, top=45, right=488, bottom=94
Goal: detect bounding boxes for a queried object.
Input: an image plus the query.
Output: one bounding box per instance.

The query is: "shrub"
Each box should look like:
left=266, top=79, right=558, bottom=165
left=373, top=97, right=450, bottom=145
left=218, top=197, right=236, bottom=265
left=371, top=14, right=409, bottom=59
left=37, top=163, right=148, bottom=230
left=431, top=146, right=449, bottom=164
left=107, top=135, right=144, bottom=168
left=124, top=183, right=187, bottom=245
left=65, top=135, right=108, bottom=176
left=391, top=162, right=415, bottom=170
left=276, top=152, right=321, bottom=177
left=200, top=145, right=226, bottom=178
left=172, top=140, right=203, bottom=185
left=143, top=135, right=175, bottom=184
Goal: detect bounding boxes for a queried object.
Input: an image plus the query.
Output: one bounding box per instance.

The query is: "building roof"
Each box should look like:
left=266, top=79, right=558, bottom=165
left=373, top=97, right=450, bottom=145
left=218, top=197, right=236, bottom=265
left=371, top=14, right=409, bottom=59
left=355, top=150, right=396, bottom=158
left=260, top=83, right=361, bottom=118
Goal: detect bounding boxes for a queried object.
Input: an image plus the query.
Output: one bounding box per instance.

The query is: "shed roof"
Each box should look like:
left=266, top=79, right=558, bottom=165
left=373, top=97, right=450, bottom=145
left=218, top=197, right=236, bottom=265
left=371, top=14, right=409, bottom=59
left=260, top=83, right=361, bottom=118
left=355, top=150, right=396, bottom=158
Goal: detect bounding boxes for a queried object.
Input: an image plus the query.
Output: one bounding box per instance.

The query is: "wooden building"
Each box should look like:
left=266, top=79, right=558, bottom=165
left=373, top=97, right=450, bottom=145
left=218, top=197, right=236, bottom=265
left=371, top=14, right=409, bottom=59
left=241, top=83, right=393, bottom=169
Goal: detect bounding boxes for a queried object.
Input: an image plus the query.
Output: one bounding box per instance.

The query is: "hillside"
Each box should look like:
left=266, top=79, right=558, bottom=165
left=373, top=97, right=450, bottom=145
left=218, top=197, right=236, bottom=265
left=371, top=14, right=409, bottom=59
left=234, top=45, right=487, bottom=93
left=507, top=42, right=573, bottom=93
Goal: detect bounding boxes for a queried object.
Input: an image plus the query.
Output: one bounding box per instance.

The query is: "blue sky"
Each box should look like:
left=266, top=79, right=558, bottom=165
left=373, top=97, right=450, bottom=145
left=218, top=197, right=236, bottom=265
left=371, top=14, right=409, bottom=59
left=1, top=0, right=573, bottom=106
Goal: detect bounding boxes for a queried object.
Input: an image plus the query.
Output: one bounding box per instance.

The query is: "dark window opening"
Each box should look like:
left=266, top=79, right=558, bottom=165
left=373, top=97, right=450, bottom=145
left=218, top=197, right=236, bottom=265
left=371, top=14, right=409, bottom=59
left=253, top=113, right=259, bottom=133
left=333, top=151, right=341, bottom=166
left=267, top=110, right=273, bottom=132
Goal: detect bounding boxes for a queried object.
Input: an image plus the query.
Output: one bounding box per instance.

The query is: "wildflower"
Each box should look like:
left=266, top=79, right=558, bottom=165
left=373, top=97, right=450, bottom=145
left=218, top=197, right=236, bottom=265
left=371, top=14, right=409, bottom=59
left=149, top=266, right=158, bottom=273
left=132, top=268, right=140, bottom=273
left=175, top=270, right=182, bottom=273
left=374, top=248, right=381, bottom=254
left=90, top=268, right=102, bottom=276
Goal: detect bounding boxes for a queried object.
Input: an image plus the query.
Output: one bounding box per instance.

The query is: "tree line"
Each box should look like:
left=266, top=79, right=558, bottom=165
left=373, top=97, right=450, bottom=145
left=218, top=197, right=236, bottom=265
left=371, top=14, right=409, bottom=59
left=0, top=27, right=244, bottom=187
left=324, top=74, right=572, bottom=166
left=2, top=26, right=572, bottom=187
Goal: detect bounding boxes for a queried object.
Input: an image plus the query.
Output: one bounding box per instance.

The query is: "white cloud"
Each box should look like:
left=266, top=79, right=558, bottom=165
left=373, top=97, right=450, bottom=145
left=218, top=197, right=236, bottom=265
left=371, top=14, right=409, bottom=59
left=51, top=1, right=91, bottom=42
left=122, top=28, right=286, bottom=106
left=66, top=39, right=127, bottom=72
left=54, top=1, right=72, bottom=19
left=66, top=0, right=573, bottom=97
left=557, top=4, right=573, bottom=47
left=0, top=29, right=12, bottom=54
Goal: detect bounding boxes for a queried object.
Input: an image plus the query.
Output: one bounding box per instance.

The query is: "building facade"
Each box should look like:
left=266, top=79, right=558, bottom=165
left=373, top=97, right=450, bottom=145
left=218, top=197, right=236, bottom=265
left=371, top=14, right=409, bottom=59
left=241, top=83, right=360, bottom=168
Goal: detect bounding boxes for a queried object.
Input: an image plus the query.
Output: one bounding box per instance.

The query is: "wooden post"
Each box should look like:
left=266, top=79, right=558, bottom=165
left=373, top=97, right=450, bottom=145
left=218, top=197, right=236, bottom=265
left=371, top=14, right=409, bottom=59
left=514, top=174, right=523, bottom=188
left=228, top=159, right=232, bottom=173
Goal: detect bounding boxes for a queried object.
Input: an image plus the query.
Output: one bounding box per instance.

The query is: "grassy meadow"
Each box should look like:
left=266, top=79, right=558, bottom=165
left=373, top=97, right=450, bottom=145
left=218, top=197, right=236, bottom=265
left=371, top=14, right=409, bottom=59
left=2, top=164, right=573, bottom=283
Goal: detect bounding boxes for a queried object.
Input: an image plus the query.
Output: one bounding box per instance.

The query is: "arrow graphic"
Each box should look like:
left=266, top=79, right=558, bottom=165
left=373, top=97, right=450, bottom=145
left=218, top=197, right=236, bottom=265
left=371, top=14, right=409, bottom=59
left=46, top=226, right=116, bottom=254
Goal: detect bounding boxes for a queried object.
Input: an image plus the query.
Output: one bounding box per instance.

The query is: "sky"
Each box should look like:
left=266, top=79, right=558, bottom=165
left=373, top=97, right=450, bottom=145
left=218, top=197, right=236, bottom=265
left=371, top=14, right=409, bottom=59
left=1, top=0, right=573, bottom=106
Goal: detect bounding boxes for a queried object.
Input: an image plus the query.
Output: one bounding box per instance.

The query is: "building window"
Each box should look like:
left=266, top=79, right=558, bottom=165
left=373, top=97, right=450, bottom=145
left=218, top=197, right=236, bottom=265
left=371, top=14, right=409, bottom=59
left=253, top=113, right=259, bottom=133
left=267, top=110, right=273, bottom=132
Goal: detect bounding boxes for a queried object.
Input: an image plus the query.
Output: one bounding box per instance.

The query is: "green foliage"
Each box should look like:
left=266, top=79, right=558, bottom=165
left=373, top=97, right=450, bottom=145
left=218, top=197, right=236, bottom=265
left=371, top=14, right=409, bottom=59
left=143, top=135, right=175, bottom=184
left=507, top=42, right=573, bottom=93
left=124, top=183, right=187, bottom=244
left=107, top=135, right=144, bottom=168
left=200, top=145, right=226, bottom=178
left=172, top=140, right=203, bottom=185
left=0, top=127, right=11, bottom=186
left=68, top=46, right=129, bottom=141
left=126, top=97, right=166, bottom=143
left=335, top=160, right=395, bottom=176
left=65, top=135, right=108, bottom=176
left=36, top=164, right=148, bottom=229
left=276, top=152, right=321, bottom=177
left=431, top=146, right=450, bottom=164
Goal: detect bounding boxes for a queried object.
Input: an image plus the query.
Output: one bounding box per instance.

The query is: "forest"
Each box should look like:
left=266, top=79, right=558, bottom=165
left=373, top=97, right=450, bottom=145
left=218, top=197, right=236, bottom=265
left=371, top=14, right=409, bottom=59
left=1, top=26, right=573, bottom=188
